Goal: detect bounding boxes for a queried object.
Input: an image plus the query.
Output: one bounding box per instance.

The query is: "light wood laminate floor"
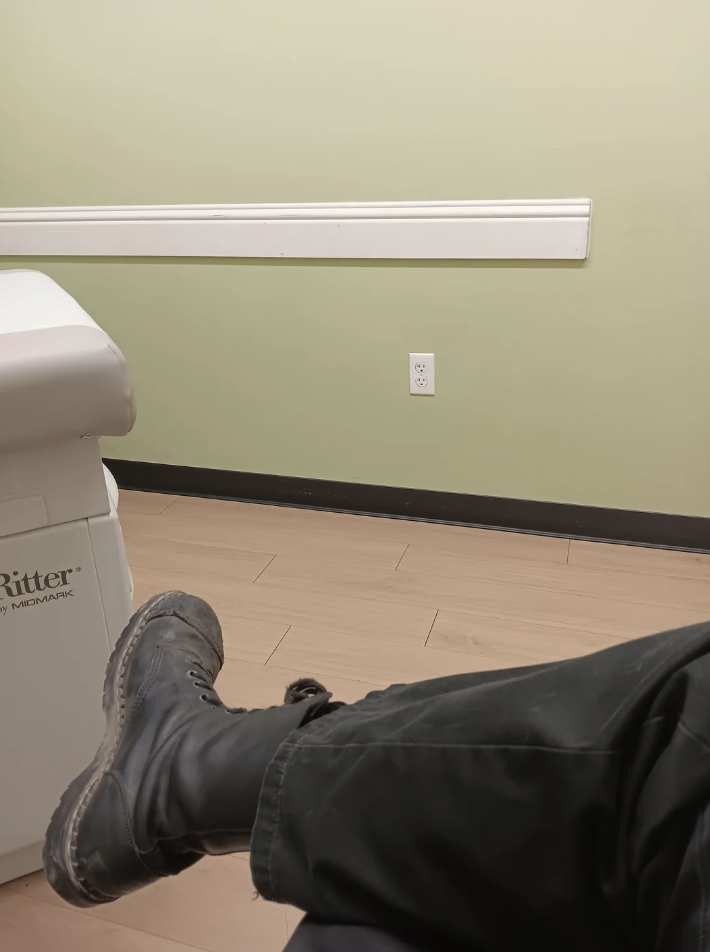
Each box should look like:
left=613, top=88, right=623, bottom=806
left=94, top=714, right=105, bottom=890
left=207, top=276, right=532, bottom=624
left=3, top=491, right=709, bottom=951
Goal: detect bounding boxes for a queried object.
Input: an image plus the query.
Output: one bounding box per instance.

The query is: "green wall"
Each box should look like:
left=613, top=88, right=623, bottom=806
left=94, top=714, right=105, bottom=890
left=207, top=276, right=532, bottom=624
left=2, top=1, right=709, bottom=515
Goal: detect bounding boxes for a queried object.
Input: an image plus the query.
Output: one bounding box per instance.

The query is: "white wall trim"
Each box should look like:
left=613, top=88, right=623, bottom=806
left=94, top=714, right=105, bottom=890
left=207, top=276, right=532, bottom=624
left=0, top=199, right=592, bottom=259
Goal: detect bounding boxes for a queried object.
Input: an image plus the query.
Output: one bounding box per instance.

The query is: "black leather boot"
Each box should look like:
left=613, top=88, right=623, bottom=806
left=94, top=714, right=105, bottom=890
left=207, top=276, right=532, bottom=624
left=43, top=592, right=336, bottom=908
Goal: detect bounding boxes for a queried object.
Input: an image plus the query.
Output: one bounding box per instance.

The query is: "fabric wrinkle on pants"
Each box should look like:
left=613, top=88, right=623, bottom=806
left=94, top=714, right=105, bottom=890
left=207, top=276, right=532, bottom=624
left=251, top=621, right=710, bottom=952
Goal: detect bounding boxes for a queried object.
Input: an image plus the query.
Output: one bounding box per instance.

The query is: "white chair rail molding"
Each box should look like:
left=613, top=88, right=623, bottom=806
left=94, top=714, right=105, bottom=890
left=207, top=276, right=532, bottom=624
left=0, top=199, right=592, bottom=259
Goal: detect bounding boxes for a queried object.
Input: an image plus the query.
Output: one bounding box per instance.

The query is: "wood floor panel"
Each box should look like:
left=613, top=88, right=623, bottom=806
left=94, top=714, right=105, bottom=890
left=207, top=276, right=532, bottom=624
left=220, top=617, right=290, bottom=665
left=269, top=627, right=502, bottom=686
left=569, top=539, right=710, bottom=580
left=254, top=555, right=707, bottom=640
left=132, top=565, right=437, bottom=646
left=122, top=504, right=407, bottom=570
left=4, top=858, right=287, bottom=952
left=0, top=889, right=207, bottom=952
left=399, top=544, right=710, bottom=613
left=119, top=490, right=179, bottom=515
left=125, top=536, right=275, bottom=584
left=428, top=610, right=626, bottom=665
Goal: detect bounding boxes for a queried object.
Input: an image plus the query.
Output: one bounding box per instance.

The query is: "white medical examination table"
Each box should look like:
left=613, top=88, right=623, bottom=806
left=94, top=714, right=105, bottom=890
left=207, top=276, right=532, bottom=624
left=0, top=270, right=135, bottom=884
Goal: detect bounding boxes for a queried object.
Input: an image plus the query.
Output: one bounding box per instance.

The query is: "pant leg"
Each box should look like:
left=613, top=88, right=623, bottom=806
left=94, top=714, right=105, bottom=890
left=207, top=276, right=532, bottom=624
left=251, top=621, right=710, bottom=952
left=284, top=918, right=436, bottom=952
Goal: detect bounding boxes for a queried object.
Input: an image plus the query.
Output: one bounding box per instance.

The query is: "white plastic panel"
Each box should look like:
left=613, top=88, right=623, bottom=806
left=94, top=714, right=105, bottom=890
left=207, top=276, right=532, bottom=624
left=0, top=438, right=109, bottom=539
left=0, top=519, right=111, bottom=868
left=0, top=269, right=97, bottom=335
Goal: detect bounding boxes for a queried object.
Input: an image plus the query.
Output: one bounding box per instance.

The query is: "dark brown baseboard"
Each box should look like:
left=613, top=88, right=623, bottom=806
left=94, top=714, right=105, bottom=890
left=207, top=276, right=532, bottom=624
left=103, top=458, right=710, bottom=552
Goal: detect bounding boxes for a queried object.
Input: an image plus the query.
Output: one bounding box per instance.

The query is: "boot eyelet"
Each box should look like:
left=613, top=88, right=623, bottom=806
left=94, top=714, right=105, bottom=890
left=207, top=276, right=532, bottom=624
left=188, top=671, right=198, bottom=678
left=200, top=693, right=210, bottom=701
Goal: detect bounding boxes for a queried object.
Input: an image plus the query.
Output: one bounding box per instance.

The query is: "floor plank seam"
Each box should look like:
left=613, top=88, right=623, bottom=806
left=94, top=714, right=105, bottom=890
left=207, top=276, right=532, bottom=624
left=424, top=609, right=439, bottom=647
left=251, top=554, right=278, bottom=584
left=394, top=544, right=409, bottom=571
left=264, top=626, right=292, bottom=666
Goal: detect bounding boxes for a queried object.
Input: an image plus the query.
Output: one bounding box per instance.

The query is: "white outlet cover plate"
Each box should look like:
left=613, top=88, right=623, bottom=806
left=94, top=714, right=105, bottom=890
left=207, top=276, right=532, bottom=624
left=409, top=353, right=435, bottom=395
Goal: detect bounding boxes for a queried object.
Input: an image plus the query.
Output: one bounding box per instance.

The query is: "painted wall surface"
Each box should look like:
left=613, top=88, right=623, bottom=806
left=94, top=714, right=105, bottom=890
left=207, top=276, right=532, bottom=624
left=1, top=1, right=709, bottom=515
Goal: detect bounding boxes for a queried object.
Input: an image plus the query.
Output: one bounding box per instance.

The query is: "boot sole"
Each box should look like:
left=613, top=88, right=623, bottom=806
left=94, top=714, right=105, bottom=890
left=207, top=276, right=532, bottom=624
left=43, top=592, right=186, bottom=907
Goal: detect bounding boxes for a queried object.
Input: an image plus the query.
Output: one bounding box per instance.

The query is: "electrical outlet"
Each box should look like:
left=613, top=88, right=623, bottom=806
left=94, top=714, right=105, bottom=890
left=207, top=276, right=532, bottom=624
left=409, top=353, right=435, bottom=395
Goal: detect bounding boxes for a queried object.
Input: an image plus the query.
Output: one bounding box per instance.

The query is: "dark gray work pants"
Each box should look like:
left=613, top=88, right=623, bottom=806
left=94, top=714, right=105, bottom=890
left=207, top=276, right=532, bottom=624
left=252, top=622, right=710, bottom=952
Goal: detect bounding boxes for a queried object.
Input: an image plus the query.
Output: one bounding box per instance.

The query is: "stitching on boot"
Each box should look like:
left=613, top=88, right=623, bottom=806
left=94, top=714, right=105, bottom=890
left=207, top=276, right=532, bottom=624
left=127, top=646, right=166, bottom=723
left=110, top=772, right=163, bottom=878
left=65, top=592, right=176, bottom=897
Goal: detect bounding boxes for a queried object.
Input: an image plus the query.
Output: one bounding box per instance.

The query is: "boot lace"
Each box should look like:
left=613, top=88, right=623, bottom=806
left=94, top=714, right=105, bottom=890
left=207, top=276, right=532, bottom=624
left=187, top=667, right=223, bottom=707
left=188, top=669, right=342, bottom=716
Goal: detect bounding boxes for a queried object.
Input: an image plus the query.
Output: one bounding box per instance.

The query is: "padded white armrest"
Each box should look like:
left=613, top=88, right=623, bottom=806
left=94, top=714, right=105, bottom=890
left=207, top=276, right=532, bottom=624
left=0, top=270, right=135, bottom=451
